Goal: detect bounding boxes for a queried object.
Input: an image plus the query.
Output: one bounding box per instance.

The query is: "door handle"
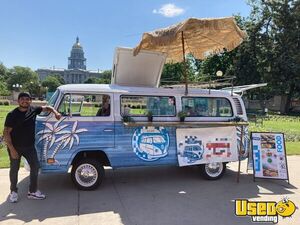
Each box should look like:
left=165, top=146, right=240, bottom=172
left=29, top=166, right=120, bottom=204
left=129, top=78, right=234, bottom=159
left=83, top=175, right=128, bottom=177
left=103, top=128, right=114, bottom=132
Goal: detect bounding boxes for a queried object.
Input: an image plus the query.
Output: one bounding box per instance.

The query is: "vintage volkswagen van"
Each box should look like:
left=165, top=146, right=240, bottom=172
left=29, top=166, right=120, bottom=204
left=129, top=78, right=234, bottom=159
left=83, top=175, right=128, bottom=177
left=35, top=48, right=249, bottom=190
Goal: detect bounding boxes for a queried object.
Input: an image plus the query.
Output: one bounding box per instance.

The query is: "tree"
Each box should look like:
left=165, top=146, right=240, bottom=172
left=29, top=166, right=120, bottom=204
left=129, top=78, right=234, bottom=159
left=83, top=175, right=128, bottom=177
left=84, top=71, right=112, bottom=84
left=99, top=70, right=111, bottom=84
left=0, top=63, right=7, bottom=81
left=265, top=0, right=300, bottom=113
left=0, top=63, right=9, bottom=95
left=160, top=62, right=184, bottom=85
left=42, top=76, right=61, bottom=92
left=25, top=81, right=42, bottom=97
left=6, top=66, right=39, bottom=91
left=84, top=77, right=98, bottom=84
left=50, top=73, right=65, bottom=84
left=245, top=0, right=300, bottom=113
left=0, top=80, right=10, bottom=96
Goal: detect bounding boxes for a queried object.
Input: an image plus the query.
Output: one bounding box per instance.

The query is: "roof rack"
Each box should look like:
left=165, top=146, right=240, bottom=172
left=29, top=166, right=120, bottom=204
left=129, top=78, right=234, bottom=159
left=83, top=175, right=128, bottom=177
left=161, top=76, right=236, bottom=95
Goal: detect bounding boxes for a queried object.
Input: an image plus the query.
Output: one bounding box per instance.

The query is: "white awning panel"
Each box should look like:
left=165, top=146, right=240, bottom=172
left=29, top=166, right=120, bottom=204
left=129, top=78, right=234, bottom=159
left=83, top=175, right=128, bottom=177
left=111, top=47, right=167, bottom=87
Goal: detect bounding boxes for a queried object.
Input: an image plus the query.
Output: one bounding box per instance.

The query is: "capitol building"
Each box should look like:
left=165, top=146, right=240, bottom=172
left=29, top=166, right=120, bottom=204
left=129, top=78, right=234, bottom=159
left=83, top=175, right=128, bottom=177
left=36, top=37, right=103, bottom=83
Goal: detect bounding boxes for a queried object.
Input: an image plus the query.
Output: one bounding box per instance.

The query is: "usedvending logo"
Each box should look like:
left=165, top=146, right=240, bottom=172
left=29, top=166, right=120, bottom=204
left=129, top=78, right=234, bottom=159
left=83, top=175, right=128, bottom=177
left=132, top=127, right=169, bottom=161
left=235, top=197, right=297, bottom=223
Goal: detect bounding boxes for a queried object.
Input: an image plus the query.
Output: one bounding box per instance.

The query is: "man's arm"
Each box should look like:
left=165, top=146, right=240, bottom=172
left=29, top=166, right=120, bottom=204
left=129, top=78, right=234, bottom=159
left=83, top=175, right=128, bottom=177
left=41, top=106, right=62, bottom=120
left=3, top=127, right=19, bottom=159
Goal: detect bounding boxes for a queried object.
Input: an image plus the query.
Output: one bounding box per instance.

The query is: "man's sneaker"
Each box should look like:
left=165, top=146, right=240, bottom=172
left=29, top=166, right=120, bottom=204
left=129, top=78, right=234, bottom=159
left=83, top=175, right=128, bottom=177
left=27, top=190, right=46, bottom=200
left=9, top=191, right=18, bottom=203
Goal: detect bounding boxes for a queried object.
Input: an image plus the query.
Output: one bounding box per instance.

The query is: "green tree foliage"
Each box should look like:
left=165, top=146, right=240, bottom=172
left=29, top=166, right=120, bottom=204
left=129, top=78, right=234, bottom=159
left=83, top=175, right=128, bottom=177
left=84, top=70, right=112, bottom=84
left=99, top=70, right=111, bottom=84
left=84, top=77, right=99, bottom=84
left=41, top=75, right=62, bottom=92
left=0, top=63, right=10, bottom=95
left=195, top=50, right=236, bottom=82
left=265, top=0, right=300, bottom=112
left=6, top=66, right=39, bottom=91
left=161, top=56, right=201, bottom=86
left=243, top=0, right=300, bottom=113
left=49, top=73, right=65, bottom=84
left=25, top=81, right=42, bottom=97
left=0, top=80, right=10, bottom=96
left=160, top=62, right=184, bottom=85
left=0, top=63, right=7, bottom=81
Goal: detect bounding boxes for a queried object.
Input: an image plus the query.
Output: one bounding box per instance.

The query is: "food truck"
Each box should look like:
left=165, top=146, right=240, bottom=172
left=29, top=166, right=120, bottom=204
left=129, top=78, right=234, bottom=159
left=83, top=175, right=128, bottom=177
left=34, top=48, right=249, bottom=190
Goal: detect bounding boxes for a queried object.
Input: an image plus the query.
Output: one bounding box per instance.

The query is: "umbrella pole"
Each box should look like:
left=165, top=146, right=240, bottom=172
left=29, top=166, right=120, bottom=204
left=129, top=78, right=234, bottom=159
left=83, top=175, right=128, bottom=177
left=181, top=31, right=188, bottom=95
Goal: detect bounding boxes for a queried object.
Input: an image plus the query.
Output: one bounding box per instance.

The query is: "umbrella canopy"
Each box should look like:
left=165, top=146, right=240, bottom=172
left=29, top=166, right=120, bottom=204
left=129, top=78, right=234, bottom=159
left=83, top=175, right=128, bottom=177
left=133, top=17, right=246, bottom=63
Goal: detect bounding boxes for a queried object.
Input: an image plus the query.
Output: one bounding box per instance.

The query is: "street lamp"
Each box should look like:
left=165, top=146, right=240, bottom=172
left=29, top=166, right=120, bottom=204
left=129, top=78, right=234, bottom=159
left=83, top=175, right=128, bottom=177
left=12, top=83, right=23, bottom=101
left=12, top=83, right=22, bottom=91
left=216, top=70, right=223, bottom=77
left=45, top=86, right=48, bottom=100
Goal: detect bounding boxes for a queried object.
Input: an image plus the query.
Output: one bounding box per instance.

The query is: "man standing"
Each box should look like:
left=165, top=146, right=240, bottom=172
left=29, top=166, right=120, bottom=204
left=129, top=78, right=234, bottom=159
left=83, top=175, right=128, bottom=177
left=3, top=92, right=61, bottom=203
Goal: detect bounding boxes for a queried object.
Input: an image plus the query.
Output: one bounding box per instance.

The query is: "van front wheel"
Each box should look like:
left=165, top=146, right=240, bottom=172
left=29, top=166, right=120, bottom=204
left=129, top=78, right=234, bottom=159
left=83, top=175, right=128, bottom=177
left=71, top=159, right=104, bottom=190
left=200, top=162, right=226, bottom=180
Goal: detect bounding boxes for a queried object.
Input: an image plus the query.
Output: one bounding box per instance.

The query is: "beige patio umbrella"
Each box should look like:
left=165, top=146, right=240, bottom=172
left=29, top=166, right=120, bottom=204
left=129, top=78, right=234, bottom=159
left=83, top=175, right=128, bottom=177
left=133, top=17, right=247, bottom=94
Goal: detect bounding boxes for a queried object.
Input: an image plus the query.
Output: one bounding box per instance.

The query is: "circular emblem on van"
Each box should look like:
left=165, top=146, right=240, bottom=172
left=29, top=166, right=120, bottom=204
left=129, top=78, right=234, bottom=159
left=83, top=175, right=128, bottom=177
left=132, top=127, right=169, bottom=161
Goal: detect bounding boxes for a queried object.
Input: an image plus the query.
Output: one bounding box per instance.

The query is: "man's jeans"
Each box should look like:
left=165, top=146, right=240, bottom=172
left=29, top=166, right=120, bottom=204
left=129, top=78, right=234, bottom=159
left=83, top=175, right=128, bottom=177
left=7, top=146, right=40, bottom=193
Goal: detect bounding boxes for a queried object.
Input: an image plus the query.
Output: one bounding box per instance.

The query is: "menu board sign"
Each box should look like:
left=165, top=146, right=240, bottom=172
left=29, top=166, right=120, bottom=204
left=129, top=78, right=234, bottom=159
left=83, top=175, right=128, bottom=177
left=251, top=132, right=288, bottom=180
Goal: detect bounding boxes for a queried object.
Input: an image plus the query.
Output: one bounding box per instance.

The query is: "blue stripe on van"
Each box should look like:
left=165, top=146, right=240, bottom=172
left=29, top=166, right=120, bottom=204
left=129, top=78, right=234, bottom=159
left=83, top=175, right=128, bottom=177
left=35, top=120, right=178, bottom=172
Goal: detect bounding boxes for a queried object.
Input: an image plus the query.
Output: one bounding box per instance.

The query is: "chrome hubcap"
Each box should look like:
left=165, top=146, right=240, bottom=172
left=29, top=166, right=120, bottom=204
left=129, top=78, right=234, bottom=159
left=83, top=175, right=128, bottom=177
left=205, top=162, right=223, bottom=178
left=75, top=164, right=98, bottom=187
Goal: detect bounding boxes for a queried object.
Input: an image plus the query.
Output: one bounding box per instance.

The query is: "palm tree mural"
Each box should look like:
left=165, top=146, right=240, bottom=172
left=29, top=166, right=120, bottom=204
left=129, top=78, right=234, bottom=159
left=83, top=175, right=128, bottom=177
left=36, top=118, right=69, bottom=161
left=47, top=121, right=88, bottom=162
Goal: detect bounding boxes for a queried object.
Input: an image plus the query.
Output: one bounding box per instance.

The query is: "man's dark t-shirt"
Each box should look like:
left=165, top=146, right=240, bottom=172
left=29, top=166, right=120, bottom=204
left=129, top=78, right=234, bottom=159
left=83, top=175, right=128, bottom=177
left=5, top=106, right=42, bottom=149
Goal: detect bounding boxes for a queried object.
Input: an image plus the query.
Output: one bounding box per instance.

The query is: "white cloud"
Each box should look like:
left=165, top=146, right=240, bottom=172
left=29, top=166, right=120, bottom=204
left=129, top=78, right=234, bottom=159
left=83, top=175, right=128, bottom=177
left=153, top=3, right=185, bottom=18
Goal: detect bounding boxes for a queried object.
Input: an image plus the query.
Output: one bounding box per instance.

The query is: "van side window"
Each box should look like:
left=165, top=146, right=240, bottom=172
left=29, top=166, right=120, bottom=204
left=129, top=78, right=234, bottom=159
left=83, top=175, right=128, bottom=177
left=182, top=97, right=233, bottom=117
left=121, top=95, right=176, bottom=116
left=58, top=94, right=111, bottom=117
left=96, top=95, right=111, bottom=116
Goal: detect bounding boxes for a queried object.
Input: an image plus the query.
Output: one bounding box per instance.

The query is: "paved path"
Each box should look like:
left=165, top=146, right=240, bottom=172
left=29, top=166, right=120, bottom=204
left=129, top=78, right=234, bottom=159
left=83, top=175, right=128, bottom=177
left=0, top=157, right=299, bottom=225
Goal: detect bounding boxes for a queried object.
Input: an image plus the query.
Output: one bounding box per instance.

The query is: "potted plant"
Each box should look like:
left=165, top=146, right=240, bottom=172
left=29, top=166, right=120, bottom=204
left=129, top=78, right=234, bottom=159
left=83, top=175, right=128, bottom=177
left=122, top=114, right=134, bottom=123
left=147, top=111, right=153, bottom=122
left=178, top=111, right=187, bottom=122
left=228, top=116, right=243, bottom=123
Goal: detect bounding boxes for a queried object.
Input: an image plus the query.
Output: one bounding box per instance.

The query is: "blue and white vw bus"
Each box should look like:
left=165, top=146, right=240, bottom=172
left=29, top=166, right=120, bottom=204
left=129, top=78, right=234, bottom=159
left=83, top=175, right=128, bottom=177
left=35, top=48, right=249, bottom=190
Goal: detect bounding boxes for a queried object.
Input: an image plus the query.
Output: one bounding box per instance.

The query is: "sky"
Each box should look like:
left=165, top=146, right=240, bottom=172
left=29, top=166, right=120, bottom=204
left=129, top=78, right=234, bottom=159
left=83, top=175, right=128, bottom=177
left=0, top=0, right=251, bottom=71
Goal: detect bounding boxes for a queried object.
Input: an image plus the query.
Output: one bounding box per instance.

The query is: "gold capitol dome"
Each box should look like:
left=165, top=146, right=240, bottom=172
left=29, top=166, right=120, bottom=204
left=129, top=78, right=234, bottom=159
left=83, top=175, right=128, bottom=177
left=72, top=36, right=82, bottom=49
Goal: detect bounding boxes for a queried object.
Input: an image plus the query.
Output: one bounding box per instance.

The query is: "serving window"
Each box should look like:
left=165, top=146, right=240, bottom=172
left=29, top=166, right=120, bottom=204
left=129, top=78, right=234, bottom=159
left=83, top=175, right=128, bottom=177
left=58, top=93, right=111, bottom=117
left=181, top=97, right=233, bottom=117
left=120, top=95, right=176, bottom=116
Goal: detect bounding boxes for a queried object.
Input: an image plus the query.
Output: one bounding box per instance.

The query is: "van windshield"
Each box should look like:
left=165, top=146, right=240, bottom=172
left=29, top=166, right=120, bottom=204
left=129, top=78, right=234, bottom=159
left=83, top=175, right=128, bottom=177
left=40, top=90, right=60, bottom=116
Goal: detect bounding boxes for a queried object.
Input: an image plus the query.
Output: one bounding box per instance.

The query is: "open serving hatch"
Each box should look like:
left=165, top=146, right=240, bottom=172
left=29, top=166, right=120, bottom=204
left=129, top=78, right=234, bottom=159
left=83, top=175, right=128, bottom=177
left=111, top=47, right=167, bottom=87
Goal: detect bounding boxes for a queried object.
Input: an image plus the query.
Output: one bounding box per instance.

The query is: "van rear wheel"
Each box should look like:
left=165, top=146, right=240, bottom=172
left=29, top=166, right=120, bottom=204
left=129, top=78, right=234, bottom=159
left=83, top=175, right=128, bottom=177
left=71, top=158, right=104, bottom=190
left=200, top=162, right=226, bottom=180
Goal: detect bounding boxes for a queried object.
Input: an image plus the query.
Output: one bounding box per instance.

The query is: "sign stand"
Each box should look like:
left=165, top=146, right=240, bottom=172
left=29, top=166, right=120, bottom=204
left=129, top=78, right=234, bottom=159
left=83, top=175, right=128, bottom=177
left=251, top=132, right=289, bottom=184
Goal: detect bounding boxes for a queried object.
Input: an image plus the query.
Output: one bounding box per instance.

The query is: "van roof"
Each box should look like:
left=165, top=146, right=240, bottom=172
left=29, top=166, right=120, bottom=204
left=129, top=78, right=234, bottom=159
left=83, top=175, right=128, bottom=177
left=57, top=83, right=236, bottom=97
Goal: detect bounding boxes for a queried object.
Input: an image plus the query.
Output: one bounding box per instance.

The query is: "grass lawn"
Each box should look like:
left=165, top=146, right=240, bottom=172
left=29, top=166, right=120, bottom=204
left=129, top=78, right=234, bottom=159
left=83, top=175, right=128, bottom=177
left=0, top=105, right=16, bottom=168
left=248, top=115, right=300, bottom=155
left=0, top=105, right=299, bottom=168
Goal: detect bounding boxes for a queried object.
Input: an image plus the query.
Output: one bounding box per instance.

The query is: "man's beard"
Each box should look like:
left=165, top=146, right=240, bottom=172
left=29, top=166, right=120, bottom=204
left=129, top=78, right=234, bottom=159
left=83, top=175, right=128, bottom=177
left=19, top=104, right=29, bottom=109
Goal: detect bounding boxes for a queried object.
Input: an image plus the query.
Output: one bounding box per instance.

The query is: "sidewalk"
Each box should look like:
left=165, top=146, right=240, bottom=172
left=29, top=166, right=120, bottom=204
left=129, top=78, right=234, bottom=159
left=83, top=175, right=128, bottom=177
left=0, top=157, right=299, bottom=225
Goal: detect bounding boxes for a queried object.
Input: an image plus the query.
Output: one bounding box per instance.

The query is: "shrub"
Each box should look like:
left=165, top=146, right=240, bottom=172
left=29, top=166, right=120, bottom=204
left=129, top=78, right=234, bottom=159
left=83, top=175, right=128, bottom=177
left=122, top=114, right=134, bottom=123
left=0, top=100, right=10, bottom=105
